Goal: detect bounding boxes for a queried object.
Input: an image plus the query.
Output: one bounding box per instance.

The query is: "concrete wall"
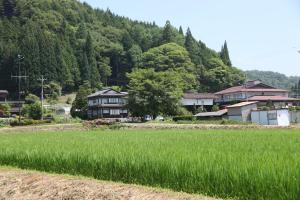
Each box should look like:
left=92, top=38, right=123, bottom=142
left=290, top=111, right=300, bottom=124
left=251, top=109, right=290, bottom=126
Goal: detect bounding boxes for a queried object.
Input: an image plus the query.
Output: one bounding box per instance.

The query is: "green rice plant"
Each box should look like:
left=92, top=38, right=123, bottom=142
left=0, top=129, right=299, bottom=200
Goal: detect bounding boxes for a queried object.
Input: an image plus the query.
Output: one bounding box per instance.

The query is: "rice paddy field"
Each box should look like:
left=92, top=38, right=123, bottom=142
left=0, top=129, right=299, bottom=200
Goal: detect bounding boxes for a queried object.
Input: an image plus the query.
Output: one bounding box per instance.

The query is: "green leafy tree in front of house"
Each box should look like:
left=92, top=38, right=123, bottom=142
left=127, top=68, right=185, bottom=118
left=71, top=81, right=92, bottom=119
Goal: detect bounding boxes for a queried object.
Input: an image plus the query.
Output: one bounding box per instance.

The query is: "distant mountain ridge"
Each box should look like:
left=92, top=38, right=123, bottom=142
left=245, top=70, right=299, bottom=90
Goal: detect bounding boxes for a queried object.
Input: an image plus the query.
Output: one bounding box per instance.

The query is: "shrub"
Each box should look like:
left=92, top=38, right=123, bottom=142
left=22, top=102, right=42, bottom=120
left=10, top=119, right=51, bottom=127
left=212, top=104, right=220, bottom=112
left=0, top=103, right=11, bottom=117
left=0, top=118, right=11, bottom=128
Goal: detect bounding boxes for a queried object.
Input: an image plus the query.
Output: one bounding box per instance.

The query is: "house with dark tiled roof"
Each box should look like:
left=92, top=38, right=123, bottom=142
left=87, top=88, right=128, bottom=119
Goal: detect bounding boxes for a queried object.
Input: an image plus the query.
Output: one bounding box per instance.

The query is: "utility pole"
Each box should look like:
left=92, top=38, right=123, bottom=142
left=11, top=54, right=27, bottom=124
left=38, top=75, right=47, bottom=120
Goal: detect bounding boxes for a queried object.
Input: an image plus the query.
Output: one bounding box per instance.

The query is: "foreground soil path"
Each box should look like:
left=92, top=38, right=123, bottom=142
left=0, top=169, right=219, bottom=200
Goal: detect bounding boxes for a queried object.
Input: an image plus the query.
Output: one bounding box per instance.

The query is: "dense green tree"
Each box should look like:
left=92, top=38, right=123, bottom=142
left=127, top=68, right=185, bottom=118
left=45, top=82, right=62, bottom=105
left=184, top=28, right=202, bottom=65
left=179, top=26, right=184, bottom=35
left=98, top=56, right=112, bottom=86
left=161, top=20, right=176, bottom=44
left=71, top=81, right=92, bottom=119
left=141, top=43, right=197, bottom=90
left=128, top=44, right=142, bottom=69
left=85, top=33, right=100, bottom=88
left=220, top=41, right=232, bottom=67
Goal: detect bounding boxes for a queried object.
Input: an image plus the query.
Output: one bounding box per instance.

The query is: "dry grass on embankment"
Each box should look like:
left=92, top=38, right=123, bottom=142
left=0, top=122, right=298, bottom=134
left=0, top=168, right=219, bottom=200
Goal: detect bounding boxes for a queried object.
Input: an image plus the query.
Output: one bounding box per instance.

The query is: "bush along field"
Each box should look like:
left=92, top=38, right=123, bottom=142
left=0, top=129, right=300, bottom=200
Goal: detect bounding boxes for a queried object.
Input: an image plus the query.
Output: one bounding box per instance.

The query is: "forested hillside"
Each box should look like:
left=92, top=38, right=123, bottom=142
left=0, top=0, right=244, bottom=98
left=245, top=70, right=299, bottom=90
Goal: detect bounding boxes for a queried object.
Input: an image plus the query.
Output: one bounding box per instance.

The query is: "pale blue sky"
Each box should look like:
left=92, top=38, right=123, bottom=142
left=83, top=0, right=300, bottom=76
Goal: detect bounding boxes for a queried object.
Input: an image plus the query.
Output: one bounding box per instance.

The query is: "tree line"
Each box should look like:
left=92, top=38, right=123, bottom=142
left=0, top=0, right=245, bottom=100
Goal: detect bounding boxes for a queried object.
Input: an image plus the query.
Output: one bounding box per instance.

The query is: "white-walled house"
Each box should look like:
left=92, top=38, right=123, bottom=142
left=181, top=92, right=217, bottom=111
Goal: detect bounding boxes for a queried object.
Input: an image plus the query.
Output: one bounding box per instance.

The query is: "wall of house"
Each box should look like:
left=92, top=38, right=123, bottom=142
left=218, top=91, right=289, bottom=102
left=181, top=99, right=214, bottom=106
left=251, top=110, right=290, bottom=126
left=88, top=97, right=127, bottom=106
left=228, top=104, right=257, bottom=122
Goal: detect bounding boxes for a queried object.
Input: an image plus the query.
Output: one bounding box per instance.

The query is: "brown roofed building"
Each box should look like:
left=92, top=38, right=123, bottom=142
left=215, top=80, right=289, bottom=104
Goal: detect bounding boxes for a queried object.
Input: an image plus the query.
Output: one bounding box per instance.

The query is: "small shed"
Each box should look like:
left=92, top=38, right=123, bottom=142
left=194, top=109, right=228, bottom=120
left=227, top=101, right=258, bottom=122
left=251, top=109, right=290, bottom=126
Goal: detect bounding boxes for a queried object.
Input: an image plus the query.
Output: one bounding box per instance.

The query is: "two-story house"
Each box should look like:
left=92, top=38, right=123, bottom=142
left=215, top=80, right=289, bottom=103
left=87, top=89, right=128, bottom=119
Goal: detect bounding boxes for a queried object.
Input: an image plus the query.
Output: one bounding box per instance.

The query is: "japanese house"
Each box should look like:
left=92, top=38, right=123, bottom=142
left=87, top=89, right=128, bottom=119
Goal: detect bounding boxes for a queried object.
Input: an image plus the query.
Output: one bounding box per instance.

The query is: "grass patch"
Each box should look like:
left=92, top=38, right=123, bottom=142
left=0, top=129, right=299, bottom=200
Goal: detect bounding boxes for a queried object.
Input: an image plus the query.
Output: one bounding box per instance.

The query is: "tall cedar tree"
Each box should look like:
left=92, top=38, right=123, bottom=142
left=184, top=28, right=202, bottom=65
left=220, top=41, right=232, bottom=67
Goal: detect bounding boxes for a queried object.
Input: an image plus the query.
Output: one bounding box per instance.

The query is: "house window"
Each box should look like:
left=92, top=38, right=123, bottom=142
left=92, top=110, right=98, bottom=117
left=102, top=98, right=108, bottom=104
left=121, top=109, right=128, bottom=114
left=103, top=109, right=109, bottom=114
left=93, top=99, right=98, bottom=105
left=109, top=98, right=119, bottom=104
left=110, top=109, right=120, bottom=115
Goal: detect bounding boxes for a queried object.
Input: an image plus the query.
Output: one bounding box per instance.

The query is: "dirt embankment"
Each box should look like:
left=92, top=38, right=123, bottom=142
left=0, top=169, right=219, bottom=200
